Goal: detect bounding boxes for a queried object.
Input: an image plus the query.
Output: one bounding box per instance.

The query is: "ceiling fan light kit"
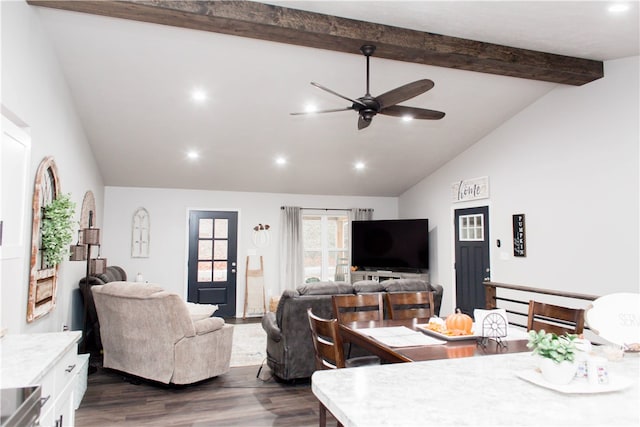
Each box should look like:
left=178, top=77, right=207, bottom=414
left=292, top=44, right=445, bottom=130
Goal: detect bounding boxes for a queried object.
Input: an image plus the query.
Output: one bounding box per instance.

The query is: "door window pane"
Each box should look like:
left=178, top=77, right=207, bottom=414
left=213, top=261, right=227, bottom=281
left=459, top=214, right=484, bottom=241
left=197, top=261, right=212, bottom=282
left=214, top=240, right=228, bottom=260
left=198, top=240, right=212, bottom=260
left=214, top=219, right=228, bottom=239
left=199, top=219, right=213, bottom=238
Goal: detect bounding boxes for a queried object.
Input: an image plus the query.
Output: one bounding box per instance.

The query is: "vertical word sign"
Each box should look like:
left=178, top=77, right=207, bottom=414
left=512, top=214, right=526, bottom=257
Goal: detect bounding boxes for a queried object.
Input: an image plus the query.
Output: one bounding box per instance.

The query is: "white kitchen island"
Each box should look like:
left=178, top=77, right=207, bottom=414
left=312, top=350, right=640, bottom=426
left=1, top=331, right=83, bottom=426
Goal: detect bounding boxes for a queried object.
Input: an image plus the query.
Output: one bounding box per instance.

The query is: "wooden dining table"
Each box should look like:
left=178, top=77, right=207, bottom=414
left=338, top=318, right=531, bottom=363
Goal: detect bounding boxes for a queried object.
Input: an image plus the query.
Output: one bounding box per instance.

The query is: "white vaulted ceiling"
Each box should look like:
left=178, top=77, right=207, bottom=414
left=31, top=1, right=639, bottom=196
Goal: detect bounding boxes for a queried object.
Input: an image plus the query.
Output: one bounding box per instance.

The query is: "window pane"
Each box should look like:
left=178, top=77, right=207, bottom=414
left=199, top=219, right=213, bottom=238
left=197, top=261, right=212, bottom=282
left=198, top=240, right=212, bottom=260
left=326, top=218, right=338, bottom=247
left=303, top=213, right=349, bottom=282
left=303, top=216, right=321, bottom=249
left=214, top=219, right=228, bottom=239
left=213, top=261, right=227, bottom=281
left=304, top=250, right=321, bottom=282
left=330, top=251, right=349, bottom=281
left=214, top=240, right=228, bottom=260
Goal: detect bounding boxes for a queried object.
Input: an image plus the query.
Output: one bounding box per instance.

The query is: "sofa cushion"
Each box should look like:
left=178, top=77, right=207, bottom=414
left=353, top=280, right=385, bottom=293
left=383, top=279, right=430, bottom=292
left=296, top=281, right=354, bottom=296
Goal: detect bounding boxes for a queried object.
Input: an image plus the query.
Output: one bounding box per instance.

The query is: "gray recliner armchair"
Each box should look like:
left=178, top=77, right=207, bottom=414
left=93, top=281, right=233, bottom=385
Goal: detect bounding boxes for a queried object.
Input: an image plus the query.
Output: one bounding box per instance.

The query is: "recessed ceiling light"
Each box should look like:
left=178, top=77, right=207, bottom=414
left=608, top=3, right=630, bottom=13
left=187, top=150, right=200, bottom=160
left=191, top=89, right=207, bottom=102
left=304, top=104, right=318, bottom=113
left=354, top=161, right=365, bottom=171
left=402, top=115, right=414, bottom=122
left=275, top=156, right=287, bottom=166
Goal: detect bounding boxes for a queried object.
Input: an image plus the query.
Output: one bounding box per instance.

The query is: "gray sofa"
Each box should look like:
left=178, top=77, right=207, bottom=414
left=262, top=279, right=443, bottom=381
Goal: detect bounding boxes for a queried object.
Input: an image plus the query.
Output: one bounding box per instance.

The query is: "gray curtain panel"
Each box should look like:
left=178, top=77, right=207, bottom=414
left=350, top=208, right=374, bottom=221
left=279, top=206, right=304, bottom=291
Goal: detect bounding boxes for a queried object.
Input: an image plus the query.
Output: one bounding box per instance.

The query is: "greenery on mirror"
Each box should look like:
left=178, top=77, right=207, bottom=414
left=527, top=329, right=578, bottom=363
left=41, top=193, right=76, bottom=267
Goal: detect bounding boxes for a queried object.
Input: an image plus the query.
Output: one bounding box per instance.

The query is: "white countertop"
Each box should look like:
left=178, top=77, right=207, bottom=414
left=312, top=351, right=640, bottom=426
left=0, top=331, right=81, bottom=388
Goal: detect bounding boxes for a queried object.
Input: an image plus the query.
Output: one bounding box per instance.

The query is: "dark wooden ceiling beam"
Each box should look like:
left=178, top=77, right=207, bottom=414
left=27, top=0, right=603, bottom=86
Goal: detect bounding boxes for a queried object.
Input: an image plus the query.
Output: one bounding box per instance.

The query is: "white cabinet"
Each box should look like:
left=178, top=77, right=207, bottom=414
left=350, top=270, right=430, bottom=283
left=0, top=332, right=82, bottom=427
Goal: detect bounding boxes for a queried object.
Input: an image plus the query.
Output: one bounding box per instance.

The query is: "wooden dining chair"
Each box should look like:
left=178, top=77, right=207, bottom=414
left=307, top=308, right=379, bottom=427
left=331, top=293, right=384, bottom=323
left=527, top=300, right=585, bottom=335
left=385, top=291, right=436, bottom=320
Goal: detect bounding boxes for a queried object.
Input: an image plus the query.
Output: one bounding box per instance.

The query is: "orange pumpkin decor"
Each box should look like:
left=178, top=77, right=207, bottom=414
left=445, top=309, right=473, bottom=335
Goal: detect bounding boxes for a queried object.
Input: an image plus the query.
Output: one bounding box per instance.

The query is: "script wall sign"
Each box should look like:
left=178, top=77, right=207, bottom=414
left=452, top=176, right=489, bottom=203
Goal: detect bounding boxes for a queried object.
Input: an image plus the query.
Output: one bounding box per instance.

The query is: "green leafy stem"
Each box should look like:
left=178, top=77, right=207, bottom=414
left=527, top=329, right=578, bottom=363
left=41, top=193, right=76, bottom=267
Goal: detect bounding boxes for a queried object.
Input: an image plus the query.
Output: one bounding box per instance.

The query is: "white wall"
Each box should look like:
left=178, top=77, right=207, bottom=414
left=1, top=1, right=104, bottom=334
left=102, top=186, right=397, bottom=316
left=399, top=57, right=640, bottom=316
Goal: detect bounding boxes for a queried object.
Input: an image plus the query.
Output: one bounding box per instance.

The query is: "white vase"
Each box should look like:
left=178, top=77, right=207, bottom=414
left=539, top=357, right=577, bottom=385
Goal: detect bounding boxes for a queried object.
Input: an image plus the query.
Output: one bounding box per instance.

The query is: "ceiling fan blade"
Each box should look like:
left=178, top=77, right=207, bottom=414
left=376, top=79, right=435, bottom=109
left=380, top=105, right=445, bottom=120
left=311, top=82, right=366, bottom=107
left=290, top=107, right=354, bottom=116
left=357, top=115, right=372, bottom=130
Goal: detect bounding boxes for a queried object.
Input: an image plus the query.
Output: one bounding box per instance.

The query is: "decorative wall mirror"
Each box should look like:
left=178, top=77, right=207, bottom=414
left=131, top=207, right=150, bottom=258
left=27, top=156, right=61, bottom=322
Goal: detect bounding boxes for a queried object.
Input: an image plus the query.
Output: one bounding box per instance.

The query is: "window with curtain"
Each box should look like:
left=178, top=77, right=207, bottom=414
left=302, top=212, right=350, bottom=282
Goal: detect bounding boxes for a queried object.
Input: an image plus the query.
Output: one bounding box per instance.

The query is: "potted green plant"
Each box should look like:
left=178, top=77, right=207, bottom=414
left=527, top=329, right=579, bottom=384
left=41, top=193, right=76, bottom=267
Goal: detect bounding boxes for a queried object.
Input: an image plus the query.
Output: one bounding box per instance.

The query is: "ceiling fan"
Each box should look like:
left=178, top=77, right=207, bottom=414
left=291, top=44, right=445, bottom=130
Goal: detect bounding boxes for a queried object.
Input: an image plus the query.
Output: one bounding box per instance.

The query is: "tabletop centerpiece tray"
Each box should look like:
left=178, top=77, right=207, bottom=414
left=416, top=324, right=478, bottom=341
left=516, top=369, right=634, bottom=394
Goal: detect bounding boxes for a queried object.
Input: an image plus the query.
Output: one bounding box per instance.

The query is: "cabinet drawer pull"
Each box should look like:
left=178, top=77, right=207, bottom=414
left=40, top=395, right=51, bottom=407
left=65, top=363, right=76, bottom=373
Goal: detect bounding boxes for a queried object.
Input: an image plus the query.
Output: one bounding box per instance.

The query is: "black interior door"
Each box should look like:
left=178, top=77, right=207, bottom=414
left=188, top=210, right=238, bottom=318
left=454, top=206, right=490, bottom=316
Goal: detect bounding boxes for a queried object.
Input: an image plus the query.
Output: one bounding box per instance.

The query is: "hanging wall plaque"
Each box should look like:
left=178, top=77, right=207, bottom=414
left=512, top=213, right=526, bottom=257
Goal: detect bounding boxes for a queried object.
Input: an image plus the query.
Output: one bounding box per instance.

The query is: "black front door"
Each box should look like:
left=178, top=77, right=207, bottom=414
left=454, top=206, right=490, bottom=317
left=187, top=210, right=238, bottom=318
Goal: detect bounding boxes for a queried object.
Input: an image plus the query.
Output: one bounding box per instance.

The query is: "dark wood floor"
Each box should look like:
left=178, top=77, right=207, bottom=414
left=76, top=364, right=335, bottom=427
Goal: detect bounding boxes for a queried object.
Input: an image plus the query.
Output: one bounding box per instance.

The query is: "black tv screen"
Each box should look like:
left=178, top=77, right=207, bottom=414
left=351, top=219, right=429, bottom=272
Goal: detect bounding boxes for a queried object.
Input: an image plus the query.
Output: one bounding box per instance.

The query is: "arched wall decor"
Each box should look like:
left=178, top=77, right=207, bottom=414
left=27, top=156, right=61, bottom=322
left=80, top=191, right=96, bottom=241
left=131, top=207, right=150, bottom=258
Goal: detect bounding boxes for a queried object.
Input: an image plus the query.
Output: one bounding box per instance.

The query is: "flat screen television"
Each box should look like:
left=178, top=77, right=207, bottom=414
left=351, top=219, right=429, bottom=272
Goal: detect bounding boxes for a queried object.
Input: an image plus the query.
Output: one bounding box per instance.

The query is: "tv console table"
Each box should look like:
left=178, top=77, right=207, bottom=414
left=350, top=270, right=429, bottom=283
